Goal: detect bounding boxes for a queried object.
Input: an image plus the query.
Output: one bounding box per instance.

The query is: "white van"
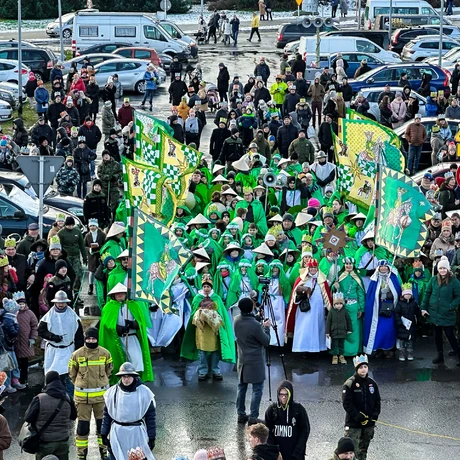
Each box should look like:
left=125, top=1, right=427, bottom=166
left=72, top=12, right=190, bottom=58
left=299, top=36, right=401, bottom=66
left=46, top=9, right=98, bottom=39
left=365, top=0, right=438, bottom=29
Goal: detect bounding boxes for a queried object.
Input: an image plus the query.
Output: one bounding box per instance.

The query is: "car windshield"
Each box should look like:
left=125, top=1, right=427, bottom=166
left=57, top=13, right=74, bottom=22
left=444, top=46, right=460, bottom=59
left=0, top=183, right=39, bottom=216
left=353, top=68, right=381, bottom=82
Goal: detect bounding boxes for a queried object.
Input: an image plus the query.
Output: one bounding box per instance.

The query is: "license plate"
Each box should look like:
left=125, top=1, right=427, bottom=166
left=0, top=115, right=9, bottom=119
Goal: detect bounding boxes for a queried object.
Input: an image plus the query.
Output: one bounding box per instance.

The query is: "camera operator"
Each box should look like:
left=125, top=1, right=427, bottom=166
left=234, top=297, right=271, bottom=425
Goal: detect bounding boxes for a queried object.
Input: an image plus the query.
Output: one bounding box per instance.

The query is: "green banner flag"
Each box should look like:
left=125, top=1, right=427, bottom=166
left=131, top=208, right=191, bottom=312
left=375, top=166, right=434, bottom=258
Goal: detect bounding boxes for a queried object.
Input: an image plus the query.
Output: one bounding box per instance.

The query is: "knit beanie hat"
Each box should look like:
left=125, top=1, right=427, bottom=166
left=55, top=259, right=67, bottom=273
left=45, top=370, right=60, bottom=385
left=85, top=327, right=99, bottom=339
left=308, top=198, right=320, bottom=208
left=193, top=450, right=208, bottom=460
left=336, top=437, right=355, bottom=455
left=65, top=216, right=75, bottom=226
left=438, top=255, right=450, bottom=270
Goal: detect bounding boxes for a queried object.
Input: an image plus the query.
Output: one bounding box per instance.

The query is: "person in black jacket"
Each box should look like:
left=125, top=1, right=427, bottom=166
left=277, top=116, right=299, bottom=158
left=170, top=115, right=185, bottom=143
left=30, top=116, right=53, bottom=146
left=318, top=114, right=339, bottom=162
left=4, top=238, right=27, bottom=291
left=170, top=56, right=183, bottom=81
left=342, top=356, right=381, bottom=460
left=339, top=78, right=353, bottom=105
left=85, top=75, right=100, bottom=122
left=291, top=54, right=306, bottom=77
left=47, top=93, right=66, bottom=132
left=248, top=423, right=282, bottom=460
left=83, top=179, right=110, bottom=229
left=12, top=118, right=29, bottom=148
left=219, top=128, right=244, bottom=167
left=169, top=75, right=188, bottom=106
left=265, top=380, right=310, bottom=460
left=254, top=80, right=271, bottom=108
left=283, top=86, right=301, bottom=115
left=217, top=63, right=230, bottom=102
left=78, top=117, right=102, bottom=152
left=210, top=120, right=231, bottom=162
left=73, top=136, right=97, bottom=198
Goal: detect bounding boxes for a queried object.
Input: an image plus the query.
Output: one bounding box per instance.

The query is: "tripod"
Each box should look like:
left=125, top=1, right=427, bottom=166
left=260, top=283, right=287, bottom=402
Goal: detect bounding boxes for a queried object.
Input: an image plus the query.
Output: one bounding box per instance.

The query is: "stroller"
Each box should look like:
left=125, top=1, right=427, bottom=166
left=195, top=27, right=207, bottom=45
left=206, top=83, right=219, bottom=112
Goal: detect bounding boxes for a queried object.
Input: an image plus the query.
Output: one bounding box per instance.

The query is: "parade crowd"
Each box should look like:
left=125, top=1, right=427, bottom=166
left=0, top=13, right=459, bottom=460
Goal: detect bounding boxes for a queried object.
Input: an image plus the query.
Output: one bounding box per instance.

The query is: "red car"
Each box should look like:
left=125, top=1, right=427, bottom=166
left=112, top=47, right=162, bottom=67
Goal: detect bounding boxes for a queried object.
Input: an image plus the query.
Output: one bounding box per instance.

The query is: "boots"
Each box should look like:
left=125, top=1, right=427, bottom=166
left=88, top=284, right=94, bottom=295
left=407, top=351, right=414, bottom=361
left=432, top=352, right=444, bottom=364
left=332, top=355, right=338, bottom=365
left=11, top=378, right=26, bottom=390
left=399, top=349, right=406, bottom=361
left=339, top=355, right=347, bottom=364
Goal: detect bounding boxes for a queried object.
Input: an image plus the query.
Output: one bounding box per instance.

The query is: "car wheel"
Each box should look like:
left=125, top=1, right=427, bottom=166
left=135, top=80, right=146, bottom=94
left=63, top=29, right=72, bottom=39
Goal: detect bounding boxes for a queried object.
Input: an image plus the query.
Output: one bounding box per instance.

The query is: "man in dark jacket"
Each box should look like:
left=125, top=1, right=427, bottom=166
left=277, top=116, right=299, bottom=158
left=17, top=223, right=40, bottom=258
left=254, top=57, right=271, bottom=85
left=47, top=93, right=66, bottom=132
left=169, top=75, right=188, bottom=106
left=342, top=356, right=381, bottom=460
left=170, top=115, right=185, bottom=143
left=294, top=73, right=309, bottom=99
left=217, top=63, right=230, bottom=102
left=24, top=370, right=77, bottom=459
left=265, top=380, right=310, bottom=460
left=30, top=116, right=53, bottom=146
left=117, top=98, right=134, bottom=128
left=318, top=114, right=339, bottom=162
left=78, top=117, right=102, bottom=151
left=4, top=237, right=27, bottom=290
left=291, top=54, right=306, bottom=76
left=219, top=128, right=244, bottom=166
left=210, top=120, right=231, bottom=162
left=283, top=86, right=301, bottom=115
left=97, top=152, right=122, bottom=212
left=214, top=101, right=229, bottom=126
left=83, top=179, right=110, bottom=229
left=73, top=136, right=97, bottom=198
left=170, top=56, right=183, bottom=81
left=234, top=297, right=271, bottom=425
left=248, top=423, right=281, bottom=460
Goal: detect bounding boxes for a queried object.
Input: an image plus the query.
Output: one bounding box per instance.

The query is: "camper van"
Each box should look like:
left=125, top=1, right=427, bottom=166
left=72, top=12, right=191, bottom=59
left=373, top=14, right=452, bottom=31
left=365, top=0, right=438, bottom=29
left=298, top=36, right=401, bottom=66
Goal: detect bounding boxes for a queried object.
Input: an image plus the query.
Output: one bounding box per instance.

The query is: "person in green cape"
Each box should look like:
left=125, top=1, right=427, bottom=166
left=261, top=259, right=291, bottom=346
left=100, top=222, right=127, bottom=259
left=218, top=230, right=235, bottom=248
left=188, top=213, right=212, bottom=248
left=355, top=231, right=389, bottom=291
left=345, top=213, right=367, bottom=246
left=94, top=252, right=116, bottom=309
left=189, top=170, right=210, bottom=215
left=172, top=222, right=192, bottom=248
left=203, top=199, right=224, bottom=224
left=232, top=157, right=258, bottom=189
left=107, top=249, right=129, bottom=293
left=319, top=250, right=344, bottom=284
left=334, top=257, right=365, bottom=357
left=218, top=242, right=245, bottom=271
left=281, top=213, right=303, bottom=246
left=180, top=274, right=236, bottom=381
left=175, top=205, right=192, bottom=226
left=279, top=247, right=300, bottom=280
left=331, top=197, right=349, bottom=225
left=214, top=261, right=233, bottom=305
left=235, top=186, right=268, bottom=235
left=312, top=207, right=336, bottom=243
left=240, top=233, right=256, bottom=262
left=409, top=258, right=431, bottom=337
left=226, top=221, right=243, bottom=243
left=227, top=258, right=259, bottom=310
left=99, top=283, right=154, bottom=385
left=294, top=211, right=313, bottom=237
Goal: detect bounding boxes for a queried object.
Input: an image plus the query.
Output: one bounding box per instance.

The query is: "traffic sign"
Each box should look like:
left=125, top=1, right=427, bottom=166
left=160, top=0, right=172, bottom=11
left=296, top=0, right=303, bottom=6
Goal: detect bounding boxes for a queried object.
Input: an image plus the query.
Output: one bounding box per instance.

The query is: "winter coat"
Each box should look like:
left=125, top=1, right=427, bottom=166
left=70, top=78, right=86, bottom=94
left=219, top=135, right=244, bottom=163
left=234, top=313, right=270, bottom=383
left=342, top=373, right=381, bottom=428
left=354, top=64, right=372, bottom=78
left=270, top=81, right=288, bottom=105
left=101, top=106, right=116, bottom=135
left=47, top=101, right=66, bottom=128
left=0, top=412, right=11, bottom=460
left=73, top=146, right=96, bottom=182
left=15, top=306, right=38, bottom=359
left=291, top=56, right=307, bottom=76
left=7, top=253, right=27, bottom=290
left=437, top=183, right=459, bottom=219
left=171, top=123, right=185, bottom=143
left=339, top=83, right=353, bottom=102
left=254, top=63, right=271, bottom=82
left=56, top=164, right=80, bottom=195
left=251, top=444, right=281, bottom=460
left=34, top=86, right=49, bottom=114
left=265, top=380, right=310, bottom=460
left=78, top=123, right=102, bottom=151
left=326, top=307, right=352, bottom=339
left=404, top=122, right=427, bottom=146
left=288, top=138, right=315, bottom=164
left=307, top=82, right=325, bottom=102
left=84, top=229, right=106, bottom=272
left=421, top=275, right=460, bottom=326
left=143, top=70, right=158, bottom=91
left=169, top=80, right=188, bottom=106
left=85, top=81, right=100, bottom=114
left=253, top=130, right=271, bottom=160
left=217, top=68, right=231, bottom=93
left=25, top=78, right=37, bottom=98
left=254, top=86, right=271, bottom=107
left=104, top=138, right=121, bottom=163
left=12, top=118, right=29, bottom=147
left=34, top=249, right=75, bottom=293
left=418, top=73, right=432, bottom=97
left=277, top=124, right=299, bottom=158
left=66, top=105, right=80, bottom=127
left=210, top=126, right=231, bottom=161
left=445, top=105, right=460, bottom=119
left=113, top=80, right=123, bottom=99
left=283, top=93, right=301, bottom=115
left=294, top=78, right=309, bottom=98
left=97, top=157, right=123, bottom=196
left=394, top=298, right=421, bottom=340
left=30, top=122, right=53, bottom=146
left=390, top=98, right=407, bottom=126
left=318, top=121, right=338, bottom=148
left=177, top=100, right=190, bottom=119
left=117, top=104, right=134, bottom=128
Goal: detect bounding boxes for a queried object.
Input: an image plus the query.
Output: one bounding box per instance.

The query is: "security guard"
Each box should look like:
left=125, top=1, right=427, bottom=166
left=69, top=327, right=113, bottom=460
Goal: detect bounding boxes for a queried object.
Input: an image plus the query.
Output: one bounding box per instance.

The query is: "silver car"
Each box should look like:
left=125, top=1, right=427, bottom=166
left=0, top=99, right=13, bottom=121
left=93, top=59, right=165, bottom=94
left=359, top=86, right=427, bottom=120
left=61, top=53, right=123, bottom=76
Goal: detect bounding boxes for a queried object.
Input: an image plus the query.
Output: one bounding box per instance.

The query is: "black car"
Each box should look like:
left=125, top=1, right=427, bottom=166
left=76, top=42, right=132, bottom=57
left=390, top=26, right=460, bottom=53
left=0, top=171, right=85, bottom=223
left=0, top=47, right=57, bottom=82
left=276, top=21, right=338, bottom=48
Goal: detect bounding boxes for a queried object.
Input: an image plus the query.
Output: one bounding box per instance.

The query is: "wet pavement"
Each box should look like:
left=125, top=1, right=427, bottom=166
left=3, top=27, right=460, bottom=460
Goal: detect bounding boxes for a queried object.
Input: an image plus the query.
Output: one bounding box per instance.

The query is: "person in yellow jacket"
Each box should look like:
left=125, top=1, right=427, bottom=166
left=270, top=76, right=288, bottom=114
left=69, top=327, right=113, bottom=460
left=248, top=12, right=261, bottom=42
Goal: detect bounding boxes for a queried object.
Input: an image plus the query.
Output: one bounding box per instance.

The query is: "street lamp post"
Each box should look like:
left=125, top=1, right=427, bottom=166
left=18, top=0, right=23, bottom=115
left=388, top=0, right=393, bottom=44
left=58, top=0, right=65, bottom=62
left=439, top=0, right=444, bottom=67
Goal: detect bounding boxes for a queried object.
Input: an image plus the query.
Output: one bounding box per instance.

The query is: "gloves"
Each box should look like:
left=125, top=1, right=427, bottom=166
left=148, top=438, right=155, bottom=450
left=50, top=334, right=63, bottom=343
left=355, top=413, right=366, bottom=423
left=101, top=434, right=110, bottom=447
left=358, top=412, right=369, bottom=426
left=29, top=339, right=36, bottom=347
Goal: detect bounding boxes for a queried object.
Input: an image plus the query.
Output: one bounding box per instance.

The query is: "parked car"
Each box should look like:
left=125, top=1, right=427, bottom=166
left=283, top=40, right=300, bottom=56
left=276, top=21, right=338, bottom=48
left=0, top=58, right=30, bottom=84
left=0, top=81, right=27, bottom=103
left=390, top=26, right=460, bottom=53
left=423, top=47, right=460, bottom=73
left=348, top=63, right=451, bottom=96
left=113, top=47, right=162, bottom=67
left=329, top=52, right=386, bottom=78
left=359, top=86, right=427, bottom=119
left=0, top=88, right=16, bottom=109
left=0, top=40, right=36, bottom=49
left=93, top=58, right=165, bottom=94
left=76, top=42, right=133, bottom=57
left=61, top=53, right=123, bottom=76
left=0, top=48, right=57, bottom=82
left=401, top=35, right=460, bottom=61
left=158, top=20, right=198, bottom=58
left=413, top=162, right=460, bottom=185
left=0, top=171, right=85, bottom=223
left=394, top=117, right=460, bottom=166
left=46, top=8, right=98, bottom=39
left=158, top=53, right=172, bottom=75
left=0, top=99, right=12, bottom=121
left=0, top=183, right=82, bottom=236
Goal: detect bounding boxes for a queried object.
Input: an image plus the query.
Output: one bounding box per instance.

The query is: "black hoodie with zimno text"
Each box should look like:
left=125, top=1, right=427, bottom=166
left=264, top=380, right=310, bottom=460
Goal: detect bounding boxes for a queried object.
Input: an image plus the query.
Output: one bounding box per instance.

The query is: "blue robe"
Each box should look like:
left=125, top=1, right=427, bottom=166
left=363, top=271, right=401, bottom=354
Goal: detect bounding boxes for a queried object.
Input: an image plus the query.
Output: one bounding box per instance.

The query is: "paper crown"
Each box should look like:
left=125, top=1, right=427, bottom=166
left=56, top=213, right=66, bottom=222
left=322, top=207, right=334, bottom=219
left=268, top=224, right=284, bottom=237
left=442, top=218, right=452, bottom=228
left=4, top=238, right=16, bottom=249
left=13, top=291, right=26, bottom=302
left=0, top=256, right=8, bottom=268
left=2, top=298, right=18, bottom=312
left=243, top=186, right=253, bottom=194
left=333, top=292, right=344, bottom=305
left=201, top=274, right=213, bottom=287
left=88, top=218, right=98, bottom=227
left=306, top=259, right=318, bottom=268
left=401, top=283, right=413, bottom=296
left=353, top=354, right=369, bottom=369
left=49, top=235, right=62, bottom=250
left=342, top=256, right=355, bottom=264
left=302, top=234, right=312, bottom=244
